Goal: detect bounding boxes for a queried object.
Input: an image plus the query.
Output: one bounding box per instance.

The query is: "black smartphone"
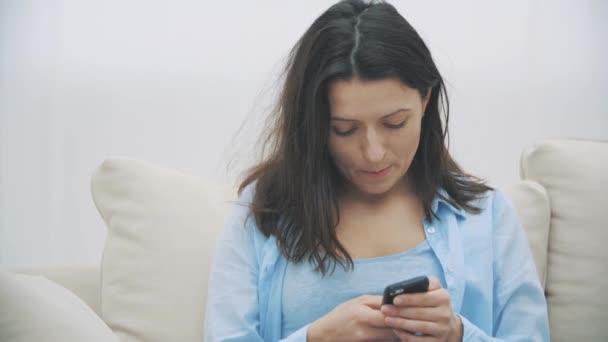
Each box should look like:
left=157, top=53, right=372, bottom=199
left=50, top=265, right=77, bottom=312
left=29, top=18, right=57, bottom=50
left=382, top=275, right=429, bottom=305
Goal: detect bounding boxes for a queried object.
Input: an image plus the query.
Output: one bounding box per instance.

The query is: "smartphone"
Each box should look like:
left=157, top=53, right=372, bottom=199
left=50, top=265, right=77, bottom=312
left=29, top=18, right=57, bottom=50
left=382, top=275, right=429, bottom=305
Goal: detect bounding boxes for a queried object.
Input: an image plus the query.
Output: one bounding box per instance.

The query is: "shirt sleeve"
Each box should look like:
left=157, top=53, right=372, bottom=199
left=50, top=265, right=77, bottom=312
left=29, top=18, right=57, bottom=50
left=203, top=192, right=309, bottom=342
left=460, top=191, right=550, bottom=341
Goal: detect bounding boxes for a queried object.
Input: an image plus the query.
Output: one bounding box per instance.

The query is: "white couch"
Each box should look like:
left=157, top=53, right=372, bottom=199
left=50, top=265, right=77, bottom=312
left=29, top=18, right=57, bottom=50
left=2, top=139, right=607, bottom=341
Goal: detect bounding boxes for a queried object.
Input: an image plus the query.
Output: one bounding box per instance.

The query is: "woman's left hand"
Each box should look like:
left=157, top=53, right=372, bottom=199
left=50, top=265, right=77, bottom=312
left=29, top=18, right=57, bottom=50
left=380, top=276, right=463, bottom=342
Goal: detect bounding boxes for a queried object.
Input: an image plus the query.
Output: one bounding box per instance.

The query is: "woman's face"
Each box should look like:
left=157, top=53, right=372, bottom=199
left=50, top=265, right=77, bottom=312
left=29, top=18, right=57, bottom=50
left=327, top=77, right=429, bottom=197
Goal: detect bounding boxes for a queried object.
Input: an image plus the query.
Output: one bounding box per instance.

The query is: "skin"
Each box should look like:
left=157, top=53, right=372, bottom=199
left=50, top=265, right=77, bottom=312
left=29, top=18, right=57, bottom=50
left=306, top=77, right=463, bottom=341
left=327, top=77, right=425, bottom=200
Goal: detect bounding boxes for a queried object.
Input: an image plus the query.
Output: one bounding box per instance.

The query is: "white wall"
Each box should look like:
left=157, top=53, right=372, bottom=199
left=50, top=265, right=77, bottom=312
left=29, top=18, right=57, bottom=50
left=1, top=0, right=607, bottom=266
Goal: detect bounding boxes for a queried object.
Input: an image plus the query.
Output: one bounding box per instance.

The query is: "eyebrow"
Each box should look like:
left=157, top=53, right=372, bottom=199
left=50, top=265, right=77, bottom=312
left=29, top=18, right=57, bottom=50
left=330, top=108, right=411, bottom=122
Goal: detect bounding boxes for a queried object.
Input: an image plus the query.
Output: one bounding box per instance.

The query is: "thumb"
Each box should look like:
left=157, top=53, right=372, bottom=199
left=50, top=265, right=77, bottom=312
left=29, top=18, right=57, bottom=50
left=427, top=276, right=442, bottom=291
left=357, top=295, right=384, bottom=309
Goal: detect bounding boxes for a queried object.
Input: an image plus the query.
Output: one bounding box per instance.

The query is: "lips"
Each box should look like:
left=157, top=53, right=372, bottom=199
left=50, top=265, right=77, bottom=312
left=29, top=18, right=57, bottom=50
left=361, top=165, right=391, bottom=177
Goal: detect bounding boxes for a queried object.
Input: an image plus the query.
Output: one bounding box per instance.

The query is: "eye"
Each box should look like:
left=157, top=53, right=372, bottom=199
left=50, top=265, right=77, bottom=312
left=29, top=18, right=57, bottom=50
left=384, top=120, right=407, bottom=129
left=333, top=127, right=357, bottom=136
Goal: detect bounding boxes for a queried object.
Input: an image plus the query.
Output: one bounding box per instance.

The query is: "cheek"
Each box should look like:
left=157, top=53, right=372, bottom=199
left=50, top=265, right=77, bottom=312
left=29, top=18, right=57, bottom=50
left=328, top=137, right=357, bottom=170
left=391, top=127, right=421, bottom=162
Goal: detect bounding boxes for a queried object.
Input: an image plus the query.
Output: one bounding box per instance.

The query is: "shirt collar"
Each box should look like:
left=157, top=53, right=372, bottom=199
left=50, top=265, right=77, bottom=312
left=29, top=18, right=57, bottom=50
left=431, top=188, right=467, bottom=219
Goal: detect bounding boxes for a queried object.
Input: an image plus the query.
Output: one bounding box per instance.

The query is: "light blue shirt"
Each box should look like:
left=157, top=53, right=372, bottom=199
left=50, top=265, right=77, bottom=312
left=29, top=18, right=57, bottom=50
left=204, top=185, right=550, bottom=341
left=282, top=240, right=445, bottom=337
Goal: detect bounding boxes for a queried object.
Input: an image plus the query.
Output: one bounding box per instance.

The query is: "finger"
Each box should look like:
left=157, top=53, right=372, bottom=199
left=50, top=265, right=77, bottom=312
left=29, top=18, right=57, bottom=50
left=358, top=294, right=384, bottom=307
left=384, top=317, right=443, bottom=336
left=393, top=288, right=451, bottom=307
left=392, top=329, right=434, bottom=342
left=427, top=276, right=441, bottom=291
left=364, top=326, right=403, bottom=341
left=365, top=301, right=383, bottom=310
left=364, top=306, right=396, bottom=328
left=381, top=305, right=447, bottom=322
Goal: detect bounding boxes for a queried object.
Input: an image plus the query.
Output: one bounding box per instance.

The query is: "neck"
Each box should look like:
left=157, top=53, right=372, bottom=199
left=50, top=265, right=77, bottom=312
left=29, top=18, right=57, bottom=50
left=339, top=177, right=416, bottom=208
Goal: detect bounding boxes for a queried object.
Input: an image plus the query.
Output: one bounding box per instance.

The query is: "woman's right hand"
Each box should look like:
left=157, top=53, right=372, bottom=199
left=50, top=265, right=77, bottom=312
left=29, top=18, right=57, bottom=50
left=307, top=295, right=400, bottom=342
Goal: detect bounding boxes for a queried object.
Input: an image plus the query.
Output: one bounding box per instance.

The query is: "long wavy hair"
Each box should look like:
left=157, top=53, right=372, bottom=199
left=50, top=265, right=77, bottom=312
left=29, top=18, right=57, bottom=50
left=239, top=0, right=492, bottom=275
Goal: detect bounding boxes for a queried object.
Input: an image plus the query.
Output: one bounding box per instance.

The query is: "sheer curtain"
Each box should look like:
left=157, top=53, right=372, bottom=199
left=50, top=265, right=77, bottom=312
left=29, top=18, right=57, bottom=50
left=1, top=0, right=607, bottom=266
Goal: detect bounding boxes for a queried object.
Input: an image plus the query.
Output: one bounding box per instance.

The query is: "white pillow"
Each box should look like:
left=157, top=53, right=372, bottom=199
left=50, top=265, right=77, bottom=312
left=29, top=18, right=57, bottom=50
left=91, top=159, right=232, bottom=342
left=521, top=139, right=608, bottom=341
left=0, top=271, right=119, bottom=342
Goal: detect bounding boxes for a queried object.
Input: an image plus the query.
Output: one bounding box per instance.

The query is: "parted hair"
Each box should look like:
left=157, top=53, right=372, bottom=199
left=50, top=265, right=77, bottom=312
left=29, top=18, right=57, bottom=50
left=239, top=0, right=492, bottom=275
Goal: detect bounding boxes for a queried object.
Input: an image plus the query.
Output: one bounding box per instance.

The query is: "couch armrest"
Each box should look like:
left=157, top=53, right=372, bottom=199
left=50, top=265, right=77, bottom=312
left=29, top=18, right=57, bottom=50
left=8, top=265, right=101, bottom=317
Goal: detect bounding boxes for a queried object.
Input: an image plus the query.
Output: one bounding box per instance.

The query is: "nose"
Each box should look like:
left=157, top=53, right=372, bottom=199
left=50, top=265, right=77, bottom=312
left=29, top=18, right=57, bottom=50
left=363, top=128, right=386, bottom=163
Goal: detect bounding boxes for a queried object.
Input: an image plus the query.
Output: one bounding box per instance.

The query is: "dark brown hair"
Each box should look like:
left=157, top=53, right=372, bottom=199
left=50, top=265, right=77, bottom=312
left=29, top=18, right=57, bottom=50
left=239, top=0, right=492, bottom=275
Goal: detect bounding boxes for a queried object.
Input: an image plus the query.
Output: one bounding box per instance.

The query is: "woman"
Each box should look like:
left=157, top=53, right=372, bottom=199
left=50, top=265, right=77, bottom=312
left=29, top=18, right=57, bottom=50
left=204, top=0, right=550, bottom=341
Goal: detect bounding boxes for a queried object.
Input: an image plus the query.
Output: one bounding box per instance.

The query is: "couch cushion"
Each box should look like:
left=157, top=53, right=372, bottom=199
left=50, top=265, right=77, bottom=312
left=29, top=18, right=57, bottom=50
left=502, top=180, right=550, bottom=289
left=521, top=139, right=608, bottom=341
left=10, top=265, right=101, bottom=316
left=0, top=271, right=119, bottom=342
left=91, top=159, right=232, bottom=342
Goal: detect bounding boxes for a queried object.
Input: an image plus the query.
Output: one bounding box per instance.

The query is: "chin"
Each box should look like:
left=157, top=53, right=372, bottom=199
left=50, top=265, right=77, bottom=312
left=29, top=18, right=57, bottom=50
left=354, top=180, right=398, bottom=196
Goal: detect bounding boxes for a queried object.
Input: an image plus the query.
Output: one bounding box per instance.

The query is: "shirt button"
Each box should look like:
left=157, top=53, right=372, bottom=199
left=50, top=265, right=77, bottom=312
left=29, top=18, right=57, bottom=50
left=426, top=226, right=436, bottom=234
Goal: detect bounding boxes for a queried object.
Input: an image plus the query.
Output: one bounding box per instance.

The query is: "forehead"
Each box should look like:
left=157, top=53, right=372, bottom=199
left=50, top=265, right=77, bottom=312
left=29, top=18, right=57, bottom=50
left=328, top=77, right=420, bottom=119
